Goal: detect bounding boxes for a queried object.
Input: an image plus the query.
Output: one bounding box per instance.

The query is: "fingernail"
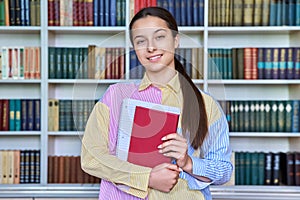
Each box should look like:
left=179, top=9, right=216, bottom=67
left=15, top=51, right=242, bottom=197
left=161, top=136, right=166, bottom=140
left=157, top=144, right=162, bottom=149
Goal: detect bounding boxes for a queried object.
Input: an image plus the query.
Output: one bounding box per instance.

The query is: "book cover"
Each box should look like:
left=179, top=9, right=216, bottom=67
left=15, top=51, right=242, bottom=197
left=116, top=98, right=180, bottom=168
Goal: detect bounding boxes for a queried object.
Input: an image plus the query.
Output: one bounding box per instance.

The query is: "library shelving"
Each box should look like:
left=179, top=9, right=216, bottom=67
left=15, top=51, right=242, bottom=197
left=1, top=0, right=300, bottom=199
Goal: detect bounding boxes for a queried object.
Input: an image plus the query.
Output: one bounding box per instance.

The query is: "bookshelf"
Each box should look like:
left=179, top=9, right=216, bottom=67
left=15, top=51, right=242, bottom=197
left=0, top=0, right=300, bottom=199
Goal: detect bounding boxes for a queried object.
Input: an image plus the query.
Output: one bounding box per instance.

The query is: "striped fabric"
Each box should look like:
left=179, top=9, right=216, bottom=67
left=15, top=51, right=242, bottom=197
left=81, top=73, right=233, bottom=200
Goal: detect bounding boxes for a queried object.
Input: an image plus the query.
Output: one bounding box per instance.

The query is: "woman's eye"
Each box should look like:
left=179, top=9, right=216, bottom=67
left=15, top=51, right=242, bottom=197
left=136, top=40, right=145, bottom=45
left=156, top=35, right=165, bottom=40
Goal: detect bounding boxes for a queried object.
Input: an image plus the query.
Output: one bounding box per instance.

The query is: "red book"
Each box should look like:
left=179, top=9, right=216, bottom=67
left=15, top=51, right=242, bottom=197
left=2, top=99, right=9, bottom=131
left=116, top=98, right=180, bottom=168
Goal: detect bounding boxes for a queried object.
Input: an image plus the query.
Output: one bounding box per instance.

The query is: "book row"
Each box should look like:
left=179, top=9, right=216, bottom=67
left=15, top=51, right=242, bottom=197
left=219, top=100, right=299, bottom=133
left=48, top=46, right=125, bottom=79
left=208, top=0, right=300, bottom=26
left=132, top=0, right=204, bottom=26
left=0, top=99, right=40, bottom=131
left=0, top=47, right=41, bottom=80
left=48, top=155, right=100, bottom=184
left=0, top=149, right=40, bottom=184
left=130, top=48, right=204, bottom=79
left=0, top=0, right=40, bottom=26
left=48, top=99, right=97, bottom=132
left=234, top=151, right=300, bottom=186
left=49, top=46, right=204, bottom=80
left=48, top=0, right=126, bottom=26
left=208, top=47, right=300, bottom=80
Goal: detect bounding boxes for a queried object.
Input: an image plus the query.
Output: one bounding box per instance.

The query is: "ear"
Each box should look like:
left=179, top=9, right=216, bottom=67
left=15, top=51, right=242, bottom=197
left=174, top=34, right=180, bottom=48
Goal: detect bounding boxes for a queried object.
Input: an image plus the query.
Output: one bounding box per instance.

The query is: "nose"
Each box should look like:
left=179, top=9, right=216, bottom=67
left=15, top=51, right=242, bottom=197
left=147, top=40, right=157, bottom=52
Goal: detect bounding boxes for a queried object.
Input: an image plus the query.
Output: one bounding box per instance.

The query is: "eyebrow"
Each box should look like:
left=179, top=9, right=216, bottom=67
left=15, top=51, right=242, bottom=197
left=133, top=28, right=167, bottom=41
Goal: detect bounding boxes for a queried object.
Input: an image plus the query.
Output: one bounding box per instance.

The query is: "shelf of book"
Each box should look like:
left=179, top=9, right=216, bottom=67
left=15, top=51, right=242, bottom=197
left=207, top=26, right=300, bottom=33
left=0, top=80, right=41, bottom=83
left=210, top=185, right=300, bottom=200
left=0, top=185, right=300, bottom=199
left=207, top=80, right=300, bottom=85
left=47, top=79, right=126, bottom=84
left=229, top=132, right=300, bottom=137
left=0, top=27, right=41, bottom=34
left=47, top=132, right=83, bottom=136
left=47, top=26, right=127, bottom=33
left=0, top=132, right=41, bottom=136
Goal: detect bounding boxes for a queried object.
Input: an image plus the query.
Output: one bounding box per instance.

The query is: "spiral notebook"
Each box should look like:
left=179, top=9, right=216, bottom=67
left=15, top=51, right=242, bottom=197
left=116, top=98, right=180, bottom=168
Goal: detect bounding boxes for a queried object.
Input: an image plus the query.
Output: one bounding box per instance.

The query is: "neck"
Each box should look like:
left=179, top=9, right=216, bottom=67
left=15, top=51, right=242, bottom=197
left=146, top=67, right=176, bottom=86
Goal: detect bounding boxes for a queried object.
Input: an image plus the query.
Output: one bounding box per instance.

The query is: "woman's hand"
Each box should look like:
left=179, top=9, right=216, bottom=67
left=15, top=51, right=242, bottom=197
left=158, top=133, right=192, bottom=172
left=148, top=163, right=180, bottom=192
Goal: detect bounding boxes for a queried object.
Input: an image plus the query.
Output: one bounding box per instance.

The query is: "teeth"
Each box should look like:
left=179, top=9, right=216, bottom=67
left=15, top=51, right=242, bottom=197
left=149, top=55, right=161, bottom=60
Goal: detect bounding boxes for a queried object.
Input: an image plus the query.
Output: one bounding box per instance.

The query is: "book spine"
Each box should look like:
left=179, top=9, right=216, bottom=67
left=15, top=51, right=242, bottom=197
left=48, top=47, right=56, bottom=79
left=86, top=0, right=93, bottom=26
left=270, top=100, right=278, bottom=132
left=27, top=99, right=34, bottom=130
left=272, top=152, right=280, bottom=185
left=296, top=0, right=300, bottom=26
left=272, top=48, right=279, bottom=79
left=295, top=152, right=300, bottom=186
left=278, top=47, right=287, bottom=79
left=286, top=48, right=294, bottom=79
left=292, top=100, right=299, bottom=133
left=294, top=47, right=300, bottom=79
left=264, top=101, right=272, bottom=132
left=21, top=99, right=27, bottom=130
left=262, top=0, right=270, bottom=26
left=269, top=0, right=277, bottom=26
left=257, top=48, right=265, bottom=79
left=0, top=0, right=5, bottom=26
left=243, top=0, right=254, bottom=26
left=19, top=47, right=24, bottom=79
left=9, top=99, right=15, bottom=131
left=48, top=0, right=54, bottom=26
left=277, top=101, right=285, bottom=132
left=253, top=0, right=262, bottom=26
left=285, top=100, right=293, bottom=132
left=15, top=99, right=21, bottom=131
left=264, top=48, right=273, bottom=79
left=34, top=99, right=40, bottom=130
left=13, top=150, right=20, bottom=184
left=67, top=47, right=74, bottom=79
left=265, top=152, right=273, bottom=185
left=61, top=47, right=68, bottom=78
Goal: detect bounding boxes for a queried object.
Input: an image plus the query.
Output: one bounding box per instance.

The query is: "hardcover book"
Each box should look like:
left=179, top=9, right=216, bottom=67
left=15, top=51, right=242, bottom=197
left=116, top=98, right=180, bottom=168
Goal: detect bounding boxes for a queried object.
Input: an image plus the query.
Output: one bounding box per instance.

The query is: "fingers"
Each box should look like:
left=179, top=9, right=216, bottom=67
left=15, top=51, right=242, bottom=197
left=161, top=133, right=186, bottom=142
left=158, top=134, right=188, bottom=159
left=165, top=163, right=181, bottom=172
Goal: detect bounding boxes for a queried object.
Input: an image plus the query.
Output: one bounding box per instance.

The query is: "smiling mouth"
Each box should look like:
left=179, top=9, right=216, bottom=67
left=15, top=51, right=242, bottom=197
left=148, top=54, right=163, bottom=60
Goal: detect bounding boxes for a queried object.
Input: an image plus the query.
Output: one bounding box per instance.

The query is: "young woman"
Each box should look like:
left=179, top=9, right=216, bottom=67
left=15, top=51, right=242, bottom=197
left=81, top=7, right=233, bottom=200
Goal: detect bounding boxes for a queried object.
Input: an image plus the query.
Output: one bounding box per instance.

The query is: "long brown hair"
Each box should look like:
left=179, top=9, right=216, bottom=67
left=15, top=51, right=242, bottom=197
left=129, top=7, right=208, bottom=149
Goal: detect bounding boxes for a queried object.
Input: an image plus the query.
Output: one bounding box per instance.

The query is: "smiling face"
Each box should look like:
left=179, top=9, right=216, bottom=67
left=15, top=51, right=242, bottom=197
left=131, top=15, right=179, bottom=82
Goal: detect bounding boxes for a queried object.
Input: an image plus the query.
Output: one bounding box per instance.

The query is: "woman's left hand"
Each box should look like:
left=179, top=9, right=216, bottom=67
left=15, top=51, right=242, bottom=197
left=158, top=133, right=192, bottom=171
